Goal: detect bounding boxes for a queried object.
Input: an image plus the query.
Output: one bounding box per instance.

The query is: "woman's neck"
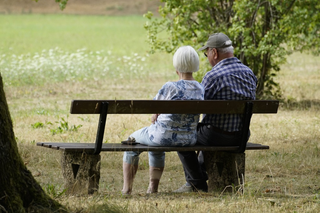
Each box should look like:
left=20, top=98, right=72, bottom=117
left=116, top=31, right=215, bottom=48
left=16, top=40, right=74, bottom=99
left=177, top=71, right=195, bottom=81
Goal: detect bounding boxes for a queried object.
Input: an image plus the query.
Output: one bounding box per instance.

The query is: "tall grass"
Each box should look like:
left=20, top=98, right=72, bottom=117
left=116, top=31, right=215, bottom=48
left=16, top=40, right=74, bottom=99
left=1, top=14, right=320, bottom=213
left=0, top=14, right=174, bottom=87
left=1, top=48, right=150, bottom=86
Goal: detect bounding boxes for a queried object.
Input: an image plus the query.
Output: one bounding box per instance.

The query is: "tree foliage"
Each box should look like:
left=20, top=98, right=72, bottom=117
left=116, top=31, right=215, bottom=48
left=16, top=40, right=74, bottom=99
left=34, top=0, right=69, bottom=10
left=144, top=0, right=320, bottom=99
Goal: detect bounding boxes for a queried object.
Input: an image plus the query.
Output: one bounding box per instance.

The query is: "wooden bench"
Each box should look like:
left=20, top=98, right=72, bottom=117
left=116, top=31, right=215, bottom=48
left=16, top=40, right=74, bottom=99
left=37, top=100, right=279, bottom=194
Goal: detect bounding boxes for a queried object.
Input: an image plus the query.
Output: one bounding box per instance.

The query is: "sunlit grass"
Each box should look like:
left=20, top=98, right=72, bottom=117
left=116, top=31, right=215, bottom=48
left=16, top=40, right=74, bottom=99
left=1, top=48, right=149, bottom=86
left=0, top=14, right=150, bottom=55
left=0, top=14, right=174, bottom=88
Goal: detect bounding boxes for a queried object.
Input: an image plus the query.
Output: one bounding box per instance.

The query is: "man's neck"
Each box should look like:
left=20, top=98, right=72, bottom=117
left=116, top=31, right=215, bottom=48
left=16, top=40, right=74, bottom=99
left=213, top=53, right=234, bottom=66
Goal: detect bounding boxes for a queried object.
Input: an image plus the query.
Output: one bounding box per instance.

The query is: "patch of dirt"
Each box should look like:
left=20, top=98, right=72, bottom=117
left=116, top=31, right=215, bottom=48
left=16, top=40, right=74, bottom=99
left=0, top=0, right=161, bottom=16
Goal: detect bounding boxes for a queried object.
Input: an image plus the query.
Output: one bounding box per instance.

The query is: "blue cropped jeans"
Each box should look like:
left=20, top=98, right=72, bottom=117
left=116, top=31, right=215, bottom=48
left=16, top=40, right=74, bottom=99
left=123, top=127, right=165, bottom=168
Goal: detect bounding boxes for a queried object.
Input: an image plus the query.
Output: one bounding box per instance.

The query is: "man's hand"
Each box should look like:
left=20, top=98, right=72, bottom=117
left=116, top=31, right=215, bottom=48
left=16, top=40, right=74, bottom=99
left=151, top=114, right=160, bottom=124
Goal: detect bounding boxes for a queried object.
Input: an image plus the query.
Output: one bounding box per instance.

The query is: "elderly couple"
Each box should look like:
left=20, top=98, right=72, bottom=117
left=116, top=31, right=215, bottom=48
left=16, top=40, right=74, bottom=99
left=122, top=33, right=257, bottom=195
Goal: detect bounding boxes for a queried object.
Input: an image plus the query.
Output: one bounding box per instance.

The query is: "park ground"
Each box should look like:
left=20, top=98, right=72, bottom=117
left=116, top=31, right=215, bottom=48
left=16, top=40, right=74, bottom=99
left=0, top=1, right=320, bottom=212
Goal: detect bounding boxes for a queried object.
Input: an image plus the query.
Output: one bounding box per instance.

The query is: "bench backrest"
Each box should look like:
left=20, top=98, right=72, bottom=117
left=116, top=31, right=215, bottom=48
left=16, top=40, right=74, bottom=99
left=70, top=100, right=279, bottom=155
left=71, top=100, right=279, bottom=114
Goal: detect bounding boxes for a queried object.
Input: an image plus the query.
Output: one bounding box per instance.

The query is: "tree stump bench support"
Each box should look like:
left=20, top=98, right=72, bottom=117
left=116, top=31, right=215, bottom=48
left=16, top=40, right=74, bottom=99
left=37, top=100, right=279, bottom=194
left=204, top=152, right=245, bottom=192
left=60, top=151, right=100, bottom=195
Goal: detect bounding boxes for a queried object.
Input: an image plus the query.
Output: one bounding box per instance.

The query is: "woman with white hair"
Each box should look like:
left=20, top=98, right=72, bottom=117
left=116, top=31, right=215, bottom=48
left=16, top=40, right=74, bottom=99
left=122, top=46, right=204, bottom=195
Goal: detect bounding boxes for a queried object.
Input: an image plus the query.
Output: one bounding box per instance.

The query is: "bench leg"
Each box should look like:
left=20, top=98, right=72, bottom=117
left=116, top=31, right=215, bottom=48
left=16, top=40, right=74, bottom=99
left=204, top=151, right=245, bottom=193
left=60, top=151, right=101, bottom=195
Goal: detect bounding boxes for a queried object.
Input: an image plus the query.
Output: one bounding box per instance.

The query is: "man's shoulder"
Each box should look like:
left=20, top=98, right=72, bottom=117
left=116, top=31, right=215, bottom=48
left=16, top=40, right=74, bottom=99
left=221, top=57, right=241, bottom=63
left=221, top=57, right=247, bottom=68
left=203, top=58, right=256, bottom=84
left=204, top=60, right=233, bottom=78
left=218, top=57, right=254, bottom=73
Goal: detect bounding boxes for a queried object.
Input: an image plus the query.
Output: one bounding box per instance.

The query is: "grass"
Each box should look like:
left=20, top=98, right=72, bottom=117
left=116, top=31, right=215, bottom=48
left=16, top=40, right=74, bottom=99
left=1, top=14, right=320, bottom=212
left=0, top=14, right=174, bottom=87
left=0, top=14, right=150, bottom=55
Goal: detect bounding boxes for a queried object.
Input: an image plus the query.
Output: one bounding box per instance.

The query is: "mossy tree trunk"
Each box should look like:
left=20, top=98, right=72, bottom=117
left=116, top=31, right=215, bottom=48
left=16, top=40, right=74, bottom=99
left=0, top=74, right=66, bottom=213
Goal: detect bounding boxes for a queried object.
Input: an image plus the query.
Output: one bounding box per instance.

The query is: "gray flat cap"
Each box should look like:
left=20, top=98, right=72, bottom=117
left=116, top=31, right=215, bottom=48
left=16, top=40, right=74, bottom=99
left=198, top=33, right=232, bottom=51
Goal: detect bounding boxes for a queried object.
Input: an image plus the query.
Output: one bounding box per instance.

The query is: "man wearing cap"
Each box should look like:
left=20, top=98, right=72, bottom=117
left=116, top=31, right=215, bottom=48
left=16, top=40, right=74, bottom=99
left=174, top=33, right=257, bottom=193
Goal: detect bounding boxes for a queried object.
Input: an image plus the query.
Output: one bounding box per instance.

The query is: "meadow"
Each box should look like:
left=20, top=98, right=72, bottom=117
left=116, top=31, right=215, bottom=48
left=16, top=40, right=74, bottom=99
left=1, top=14, right=320, bottom=213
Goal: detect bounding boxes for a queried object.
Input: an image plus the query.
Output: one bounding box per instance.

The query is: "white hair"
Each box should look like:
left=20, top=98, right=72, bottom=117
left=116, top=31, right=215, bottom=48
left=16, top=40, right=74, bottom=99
left=216, top=45, right=234, bottom=54
left=173, top=46, right=199, bottom=73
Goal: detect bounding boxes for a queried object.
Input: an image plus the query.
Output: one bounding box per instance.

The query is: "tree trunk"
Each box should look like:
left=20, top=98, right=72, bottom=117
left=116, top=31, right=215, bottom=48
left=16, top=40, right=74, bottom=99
left=0, top=74, right=66, bottom=213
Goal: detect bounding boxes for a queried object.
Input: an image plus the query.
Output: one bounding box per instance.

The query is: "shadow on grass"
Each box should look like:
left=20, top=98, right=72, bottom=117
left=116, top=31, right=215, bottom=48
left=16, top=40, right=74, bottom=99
left=281, top=99, right=320, bottom=110
left=84, top=203, right=128, bottom=213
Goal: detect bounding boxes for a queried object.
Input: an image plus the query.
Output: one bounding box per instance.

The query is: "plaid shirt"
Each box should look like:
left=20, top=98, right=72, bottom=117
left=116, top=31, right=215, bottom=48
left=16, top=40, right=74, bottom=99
left=201, top=57, right=257, bottom=132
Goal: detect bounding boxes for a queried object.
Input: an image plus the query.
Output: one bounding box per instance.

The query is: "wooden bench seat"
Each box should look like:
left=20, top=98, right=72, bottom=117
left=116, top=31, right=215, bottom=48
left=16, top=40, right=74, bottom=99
left=37, top=142, right=269, bottom=152
left=36, top=100, right=279, bottom=195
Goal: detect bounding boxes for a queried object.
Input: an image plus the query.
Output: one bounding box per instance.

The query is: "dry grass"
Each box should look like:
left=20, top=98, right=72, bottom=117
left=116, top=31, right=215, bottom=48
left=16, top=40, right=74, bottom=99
left=1, top=5, right=318, bottom=212
left=8, top=51, right=320, bottom=212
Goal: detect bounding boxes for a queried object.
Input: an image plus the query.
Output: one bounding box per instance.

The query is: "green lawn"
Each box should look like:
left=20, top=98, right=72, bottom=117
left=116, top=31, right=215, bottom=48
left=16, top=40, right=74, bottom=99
left=0, top=14, right=173, bottom=87
left=0, top=14, right=150, bottom=55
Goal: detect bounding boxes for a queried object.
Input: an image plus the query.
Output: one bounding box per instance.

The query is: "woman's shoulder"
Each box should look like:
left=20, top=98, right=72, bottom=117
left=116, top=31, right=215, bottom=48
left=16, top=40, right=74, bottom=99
left=163, top=81, right=176, bottom=85
left=156, top=81, right=177, bottom=98
left=160, top=81, right=176, bottom=90
left=161, top=80, right=203, bottom=92
left=181, top=80, right=203, bottom=88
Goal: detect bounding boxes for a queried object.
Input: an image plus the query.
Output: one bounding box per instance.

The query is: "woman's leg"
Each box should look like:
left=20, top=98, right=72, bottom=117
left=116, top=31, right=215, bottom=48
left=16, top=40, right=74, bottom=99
left=128, top=126, right=166, bottom=193
left=122, top=151, right=140, bottom=195
left=122, top=127, right=149, bottom=195
left=147, top=151, right=165, bottom=193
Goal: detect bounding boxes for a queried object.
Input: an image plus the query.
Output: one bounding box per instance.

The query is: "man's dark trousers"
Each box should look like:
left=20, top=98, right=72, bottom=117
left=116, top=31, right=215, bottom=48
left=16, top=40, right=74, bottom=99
left=177, top=124, right=243, bottom=191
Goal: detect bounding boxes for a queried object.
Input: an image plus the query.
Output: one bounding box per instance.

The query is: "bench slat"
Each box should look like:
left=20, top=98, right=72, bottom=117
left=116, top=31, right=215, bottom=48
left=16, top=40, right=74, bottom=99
left=70, top=100, right=279, bottom=114
left=37, top=142, right=269, bottom=153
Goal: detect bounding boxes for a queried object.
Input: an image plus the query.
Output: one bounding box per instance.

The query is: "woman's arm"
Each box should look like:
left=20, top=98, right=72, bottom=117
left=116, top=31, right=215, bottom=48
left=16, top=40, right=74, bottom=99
left=151, top=82, right=173, bottom=124
left=151, top=114, right=160, bottom=124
